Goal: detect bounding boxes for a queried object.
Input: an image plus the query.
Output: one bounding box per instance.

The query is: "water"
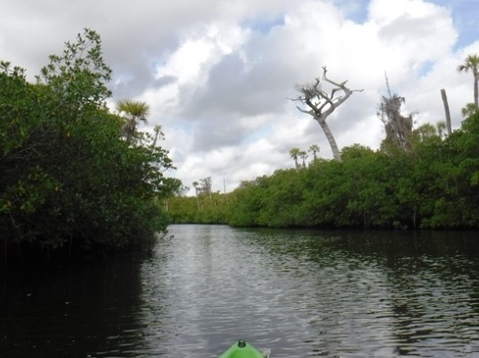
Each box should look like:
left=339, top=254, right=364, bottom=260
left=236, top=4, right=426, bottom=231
left=1, top=225, right=479, bottom=357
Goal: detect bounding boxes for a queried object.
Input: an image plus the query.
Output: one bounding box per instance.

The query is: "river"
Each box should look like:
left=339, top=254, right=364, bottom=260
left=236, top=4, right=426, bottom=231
left=1, top=225, right=479, bottom=357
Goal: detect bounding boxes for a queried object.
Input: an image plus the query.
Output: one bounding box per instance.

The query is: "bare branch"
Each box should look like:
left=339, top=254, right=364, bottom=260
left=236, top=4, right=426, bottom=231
left=290, top=66, right=363, bottom=161
left=296, top=106, right=314, bottom=115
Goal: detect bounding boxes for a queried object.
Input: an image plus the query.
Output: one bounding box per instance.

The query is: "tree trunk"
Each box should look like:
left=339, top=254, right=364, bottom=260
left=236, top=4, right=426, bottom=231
left=474, top=74, right=478, bottom=109
left=293, top=67, right=362, bottom=162
left=152, top=130, right=159, bottom=148
left=440, top=89, right=452, bottom=135
left=195, top=189, right=200, bottom=210
left=315, top=115, right=342, bottom=161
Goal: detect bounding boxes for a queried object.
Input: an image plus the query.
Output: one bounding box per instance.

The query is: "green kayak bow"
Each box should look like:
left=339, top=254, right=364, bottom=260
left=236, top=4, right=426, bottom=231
left=219, top=339, right=270, bottom=358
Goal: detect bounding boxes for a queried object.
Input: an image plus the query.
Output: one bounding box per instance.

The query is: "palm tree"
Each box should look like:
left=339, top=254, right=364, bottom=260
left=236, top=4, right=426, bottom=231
left=457, top=54, right=479, bottom=109
left=299, top=150, right=308, bottom=167
left=308, top=144, right=320, bottom=160
left=289, top=148, right=300, bottom=169
left=151, top=125, right=164, bottom=148
left=116, top=99, right=150, bottom=142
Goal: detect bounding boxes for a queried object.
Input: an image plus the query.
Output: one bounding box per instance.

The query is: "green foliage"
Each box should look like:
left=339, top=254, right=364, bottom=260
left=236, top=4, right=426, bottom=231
left=218, top=122, right=479, bottom=229
left=115, top=99, right=150, bottom=142
left=164, top=115, right=479, bottom=231
left=36, top=28, right=112, bottom=110
left=126, top=53, right=479, bottom=233
left=0, top=29, right=178, bottom=263
left=167, top=191, right=230, bottom=224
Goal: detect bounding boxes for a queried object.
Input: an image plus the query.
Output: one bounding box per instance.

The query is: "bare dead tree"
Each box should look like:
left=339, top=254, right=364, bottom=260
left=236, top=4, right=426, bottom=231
left=198, top=177, right=213, bottom=205
left=291, top=66, right=363, bottom=161
left=377, top=74, right=413, bottom=152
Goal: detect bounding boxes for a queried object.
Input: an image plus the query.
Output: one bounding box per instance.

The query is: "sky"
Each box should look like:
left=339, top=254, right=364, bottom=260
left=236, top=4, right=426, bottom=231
left=1, top=0, right=479, bottom=195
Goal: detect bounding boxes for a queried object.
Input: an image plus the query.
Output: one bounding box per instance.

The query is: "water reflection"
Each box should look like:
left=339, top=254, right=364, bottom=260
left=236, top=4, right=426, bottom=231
left=240, top=229, right=479, bottom=357
left=0, top=255, right=147, bottom=357
left=1, top=226, right=479, bottom=357
left=136, top=226, right=479, bottom=357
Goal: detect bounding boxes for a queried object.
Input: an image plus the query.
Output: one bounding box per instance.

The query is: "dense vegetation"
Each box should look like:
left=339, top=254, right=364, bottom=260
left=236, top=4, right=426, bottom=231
left=3, top=30, right=477, bottom=267
left=168, top=112, right=479, bottom=230
left=167, top=191, right=230, bottom=224
left=0, top=30, right=179, bottom=264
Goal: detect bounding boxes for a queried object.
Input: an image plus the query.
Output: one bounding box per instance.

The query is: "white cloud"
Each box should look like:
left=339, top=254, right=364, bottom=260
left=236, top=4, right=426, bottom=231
left=1, top=0, right=478, bottom=194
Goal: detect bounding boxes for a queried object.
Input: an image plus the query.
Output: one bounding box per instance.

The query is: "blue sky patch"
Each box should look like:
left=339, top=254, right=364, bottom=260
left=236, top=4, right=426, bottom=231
left=243, top=15, right=285, bottom=35
left=334, top=0, right=371, bottom=24
left=428, top=0, right=479, bottom=49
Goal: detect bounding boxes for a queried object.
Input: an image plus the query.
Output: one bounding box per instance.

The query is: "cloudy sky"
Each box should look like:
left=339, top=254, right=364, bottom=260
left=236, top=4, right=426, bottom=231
left=1, top=0, right=478, bottom=194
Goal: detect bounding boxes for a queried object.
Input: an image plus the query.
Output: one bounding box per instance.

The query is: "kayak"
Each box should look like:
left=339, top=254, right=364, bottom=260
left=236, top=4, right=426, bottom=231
left=219, top=339, right=270, bottom=358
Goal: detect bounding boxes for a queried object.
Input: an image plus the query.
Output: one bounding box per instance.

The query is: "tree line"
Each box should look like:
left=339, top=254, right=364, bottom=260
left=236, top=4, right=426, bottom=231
left=168, top=111, right=479, bottom=229
left=3, top=28, right=476, bottom=267
left=0, top=29, right=179, bottom=265
left=167, top=54, right=479, bottom=230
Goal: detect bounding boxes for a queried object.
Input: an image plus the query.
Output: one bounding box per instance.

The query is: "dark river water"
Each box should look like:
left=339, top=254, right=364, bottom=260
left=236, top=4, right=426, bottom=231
left=2, top=225, right=479, bottom=357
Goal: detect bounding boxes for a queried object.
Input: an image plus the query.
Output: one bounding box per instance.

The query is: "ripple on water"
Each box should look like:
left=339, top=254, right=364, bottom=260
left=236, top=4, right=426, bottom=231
left=2, top=225, right=479, bottom=357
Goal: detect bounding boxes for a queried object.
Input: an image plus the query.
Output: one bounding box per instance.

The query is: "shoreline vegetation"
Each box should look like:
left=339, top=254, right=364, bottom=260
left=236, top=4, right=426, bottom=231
left=167, top=112, right=479, bottom=230
left=2, top=29, right=478, bottom=266
left=168, top=55, right=479, bottom=231
left=1, top=30, right=180, bottom=266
